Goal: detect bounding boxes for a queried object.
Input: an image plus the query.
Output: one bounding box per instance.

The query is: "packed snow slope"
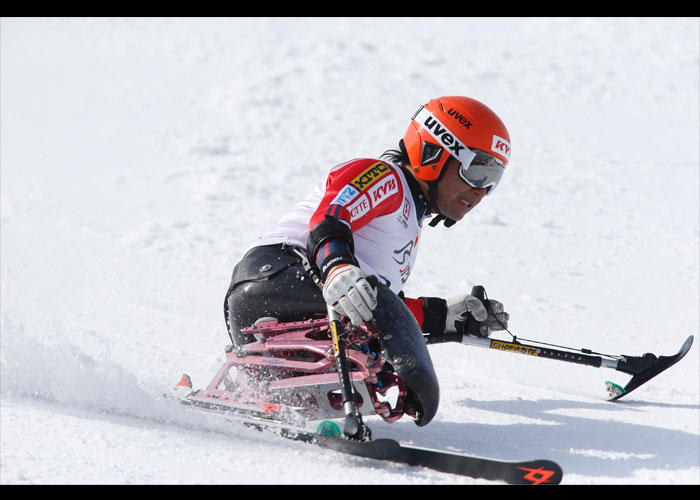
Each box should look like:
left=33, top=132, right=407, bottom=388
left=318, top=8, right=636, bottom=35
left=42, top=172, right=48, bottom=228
left=1, top=18, right=698, bottom=485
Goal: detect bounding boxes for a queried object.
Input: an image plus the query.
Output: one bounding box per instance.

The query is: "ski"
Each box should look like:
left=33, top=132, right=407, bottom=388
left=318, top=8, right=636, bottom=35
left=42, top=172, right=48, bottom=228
left=315, top=435, right=563, bottom=485
left=177, top=391, right=562, bottom=484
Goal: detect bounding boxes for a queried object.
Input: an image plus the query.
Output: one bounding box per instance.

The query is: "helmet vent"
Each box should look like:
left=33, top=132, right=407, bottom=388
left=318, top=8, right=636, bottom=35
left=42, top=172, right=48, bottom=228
left=420, top=142, right=443, bottom=166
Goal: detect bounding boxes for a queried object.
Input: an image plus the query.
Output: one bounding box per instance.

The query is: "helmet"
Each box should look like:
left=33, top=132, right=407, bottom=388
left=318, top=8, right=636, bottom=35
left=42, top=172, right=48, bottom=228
left=402, top=96, right=511, bottom=184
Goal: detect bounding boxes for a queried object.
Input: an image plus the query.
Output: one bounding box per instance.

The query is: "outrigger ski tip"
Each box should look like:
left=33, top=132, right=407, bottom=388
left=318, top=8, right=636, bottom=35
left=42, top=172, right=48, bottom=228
left=605, top=335, right=694, bottom=401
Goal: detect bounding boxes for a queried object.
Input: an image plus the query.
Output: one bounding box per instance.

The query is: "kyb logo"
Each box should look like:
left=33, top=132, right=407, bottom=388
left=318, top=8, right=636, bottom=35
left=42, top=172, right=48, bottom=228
left=414, top=107, right=467, bottom=160
left=491, top=135, right=511, bottom=160
left=368, top=175, right=398, bottom=206
left=350, top=162, right=390, bottom=191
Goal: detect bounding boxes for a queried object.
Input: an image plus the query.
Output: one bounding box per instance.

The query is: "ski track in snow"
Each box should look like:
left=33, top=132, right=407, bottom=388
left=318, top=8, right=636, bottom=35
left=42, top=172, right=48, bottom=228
left=1, top=18, right=698, bottom=485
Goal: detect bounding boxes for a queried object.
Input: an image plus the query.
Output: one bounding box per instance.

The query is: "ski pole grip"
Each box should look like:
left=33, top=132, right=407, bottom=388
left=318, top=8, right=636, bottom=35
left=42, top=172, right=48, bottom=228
left=465, top=285, right=486, bottom=336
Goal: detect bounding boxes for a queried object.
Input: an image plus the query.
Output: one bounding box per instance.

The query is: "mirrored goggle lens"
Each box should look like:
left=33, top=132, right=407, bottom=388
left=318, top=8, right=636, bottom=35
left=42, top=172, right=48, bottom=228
left=458, top=150, right=505, bottom=195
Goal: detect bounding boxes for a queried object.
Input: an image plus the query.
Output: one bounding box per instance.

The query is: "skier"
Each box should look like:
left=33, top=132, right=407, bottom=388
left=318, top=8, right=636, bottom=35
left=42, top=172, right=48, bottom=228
left=223, top=96, right=511, bottom=426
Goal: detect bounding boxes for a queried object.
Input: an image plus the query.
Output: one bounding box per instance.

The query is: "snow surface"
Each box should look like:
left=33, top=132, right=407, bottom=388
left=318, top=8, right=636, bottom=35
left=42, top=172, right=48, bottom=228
left=1, top=17, right=699, bottom=485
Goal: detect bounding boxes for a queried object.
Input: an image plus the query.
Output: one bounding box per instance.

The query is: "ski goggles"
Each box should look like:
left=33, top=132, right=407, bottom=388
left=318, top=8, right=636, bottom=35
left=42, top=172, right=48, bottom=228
left=458, top=148, right=506, bottom=195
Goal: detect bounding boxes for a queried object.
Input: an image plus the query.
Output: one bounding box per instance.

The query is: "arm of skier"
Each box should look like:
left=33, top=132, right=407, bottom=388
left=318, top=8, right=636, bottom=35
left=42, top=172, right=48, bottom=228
left=403, top=293, right=510, bottom=341
left=307, top=160, right=404, bottom=325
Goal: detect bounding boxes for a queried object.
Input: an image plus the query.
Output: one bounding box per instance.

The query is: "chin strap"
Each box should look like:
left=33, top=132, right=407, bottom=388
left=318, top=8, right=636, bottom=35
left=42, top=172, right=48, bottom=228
left=425, top=179, right=457, bottom=228
left=428, top=214, right=457, bottom=227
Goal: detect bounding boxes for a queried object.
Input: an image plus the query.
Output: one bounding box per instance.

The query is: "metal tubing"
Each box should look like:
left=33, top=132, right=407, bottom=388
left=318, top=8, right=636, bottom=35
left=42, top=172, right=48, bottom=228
left=461, top=335, right=620, bottom=370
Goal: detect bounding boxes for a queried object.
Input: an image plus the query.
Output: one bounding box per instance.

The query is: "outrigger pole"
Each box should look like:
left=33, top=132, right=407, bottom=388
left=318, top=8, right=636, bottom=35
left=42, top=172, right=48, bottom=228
left=462, top=286, right=694, bottom=401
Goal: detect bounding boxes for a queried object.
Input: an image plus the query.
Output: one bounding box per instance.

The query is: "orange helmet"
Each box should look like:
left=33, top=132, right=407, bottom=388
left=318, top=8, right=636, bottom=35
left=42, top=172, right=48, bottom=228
left=402, top=96, right=511, bottom=183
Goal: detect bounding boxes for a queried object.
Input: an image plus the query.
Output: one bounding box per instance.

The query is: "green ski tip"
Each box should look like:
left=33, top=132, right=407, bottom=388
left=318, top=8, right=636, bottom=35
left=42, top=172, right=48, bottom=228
left=605, top=380, right=626, bottom=400
left=316, top=420, right=342, bottom=437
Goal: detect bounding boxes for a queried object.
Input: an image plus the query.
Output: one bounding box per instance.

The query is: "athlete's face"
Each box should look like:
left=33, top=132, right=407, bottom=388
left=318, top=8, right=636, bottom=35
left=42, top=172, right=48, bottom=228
left=435, top=158, right=488, bottom=221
